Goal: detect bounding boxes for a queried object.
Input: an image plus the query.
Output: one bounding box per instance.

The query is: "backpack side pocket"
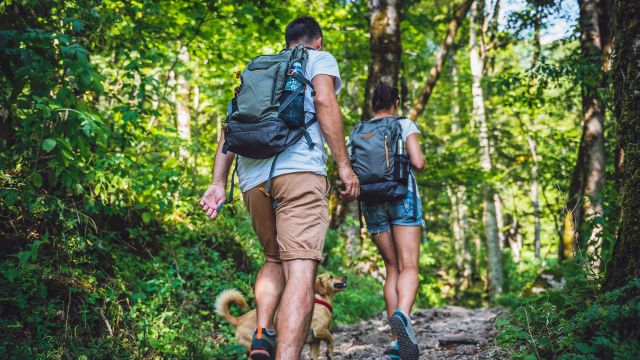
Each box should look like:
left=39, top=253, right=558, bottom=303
left=394, top=154, right=411, bottom=182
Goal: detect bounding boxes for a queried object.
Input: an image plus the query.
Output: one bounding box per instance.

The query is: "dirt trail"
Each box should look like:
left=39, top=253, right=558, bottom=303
left=303, top=306, right=504, bottom=359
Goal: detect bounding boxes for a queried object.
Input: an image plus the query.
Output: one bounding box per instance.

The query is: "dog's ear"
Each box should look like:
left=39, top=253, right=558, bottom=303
left=315, top=276, right=328, bottom=296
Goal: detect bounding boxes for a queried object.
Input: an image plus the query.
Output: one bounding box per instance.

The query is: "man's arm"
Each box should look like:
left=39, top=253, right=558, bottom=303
left=200, top=132, right=235, bottom=220
left=312, top=74, right=359, bottom=200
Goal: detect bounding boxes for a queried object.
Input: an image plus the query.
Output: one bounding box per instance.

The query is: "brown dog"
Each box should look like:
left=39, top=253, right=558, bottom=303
left=215, top=273, right=347, bottom=359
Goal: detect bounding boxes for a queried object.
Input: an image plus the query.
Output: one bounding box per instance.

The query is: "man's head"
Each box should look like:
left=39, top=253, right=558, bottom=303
left=285, top=16, right=323, bottom=50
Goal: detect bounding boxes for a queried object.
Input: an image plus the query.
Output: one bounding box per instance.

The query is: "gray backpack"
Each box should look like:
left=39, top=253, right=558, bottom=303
left=221, top=45, right=316, bottom=208
left=350, top=117, right=415, bottom=205
left=223, top=44, right=316, bottom=159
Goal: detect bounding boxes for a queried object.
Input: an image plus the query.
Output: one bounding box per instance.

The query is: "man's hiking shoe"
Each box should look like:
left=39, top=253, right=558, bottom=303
left=250, top=328, right=276, bottom=360
left=389, top=309, right=419, bottom=360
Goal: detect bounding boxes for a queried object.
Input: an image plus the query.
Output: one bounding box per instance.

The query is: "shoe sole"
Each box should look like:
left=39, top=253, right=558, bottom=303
left=249, top=349, right=271, bottom=360
left=389, top=316, right=419, bottom=360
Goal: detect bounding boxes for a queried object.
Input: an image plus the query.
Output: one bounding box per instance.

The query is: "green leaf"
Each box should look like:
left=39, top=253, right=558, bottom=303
left=4, top=267, right=16, bottom=283
left=31, top=173, right=43, bottom=188
left=2, top=190, right=19, bottom=206
left=576, top=342, right=598, bottom=353
left=38, top=283, right=47, bottom=299
left=142, top=212, right=152, bottom=223
left=42, top=138, right=57, bottom=152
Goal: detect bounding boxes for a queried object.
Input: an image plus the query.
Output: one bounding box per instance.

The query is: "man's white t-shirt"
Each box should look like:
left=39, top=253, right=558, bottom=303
left=236, top=49, right=342, bottom=192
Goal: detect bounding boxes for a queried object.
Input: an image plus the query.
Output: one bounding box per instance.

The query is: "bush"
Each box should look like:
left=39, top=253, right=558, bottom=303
left=496, top=259, right=640, bottom=359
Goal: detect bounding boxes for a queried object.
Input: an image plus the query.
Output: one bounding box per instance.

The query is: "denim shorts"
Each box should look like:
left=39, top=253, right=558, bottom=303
left=362, top=183, right=424, bottom=234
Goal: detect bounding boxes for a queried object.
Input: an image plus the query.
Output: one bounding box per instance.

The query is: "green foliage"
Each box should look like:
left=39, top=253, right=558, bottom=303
left=0, top=1, right=378, bottom=357
left=496, top=260, right=640, bottom=359
left=332, top=273, right=386, bottom=326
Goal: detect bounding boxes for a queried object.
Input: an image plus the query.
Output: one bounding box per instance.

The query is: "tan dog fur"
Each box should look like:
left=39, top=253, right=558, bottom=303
left=215, top=273, right=347, bottom=359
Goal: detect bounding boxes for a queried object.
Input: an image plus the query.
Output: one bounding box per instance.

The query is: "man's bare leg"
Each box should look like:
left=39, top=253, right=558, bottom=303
left=255, top=261, right=285, bottom=330
left=275, top=259, right=318, bottom=359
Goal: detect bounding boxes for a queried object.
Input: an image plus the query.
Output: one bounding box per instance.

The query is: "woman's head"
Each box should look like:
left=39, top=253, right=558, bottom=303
left=372, top=82, right=400, bottom=114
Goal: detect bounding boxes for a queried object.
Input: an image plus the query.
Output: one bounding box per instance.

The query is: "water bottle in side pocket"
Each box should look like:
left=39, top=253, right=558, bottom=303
left=279, top=62, right=305, bottom=127
left=395, top=138, right=410, bottom=181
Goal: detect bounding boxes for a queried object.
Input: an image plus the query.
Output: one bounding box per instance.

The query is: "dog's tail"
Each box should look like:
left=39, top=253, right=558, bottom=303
left=215, top=289, right=248, bottom=327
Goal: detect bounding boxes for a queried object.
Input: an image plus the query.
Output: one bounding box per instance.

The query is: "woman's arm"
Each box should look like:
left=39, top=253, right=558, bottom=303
left=406, top=133, right=425, bottom=171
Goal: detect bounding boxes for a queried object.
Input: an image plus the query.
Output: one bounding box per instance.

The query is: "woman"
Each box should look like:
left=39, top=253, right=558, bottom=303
left=362, top=82, right=425, bottom=360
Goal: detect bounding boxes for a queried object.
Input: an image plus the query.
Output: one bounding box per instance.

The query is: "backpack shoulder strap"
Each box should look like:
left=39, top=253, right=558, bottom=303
left=411, top=171, right=418, bottom=220
left=357, top=200, right=365, bottom=244
left=289, top=45, right=315, bottom=95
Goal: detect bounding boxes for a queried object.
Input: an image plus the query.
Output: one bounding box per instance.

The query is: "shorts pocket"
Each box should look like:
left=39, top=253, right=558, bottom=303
left=362, top=204, right=385, bottom=229
left=323, top=177, right=331, bottom=198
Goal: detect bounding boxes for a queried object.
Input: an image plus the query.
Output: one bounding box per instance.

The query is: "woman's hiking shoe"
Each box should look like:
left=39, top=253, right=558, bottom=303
left=389, top=309, right=419, bottom=360
left=249, top=327, right=276, bottom=360
left=384, top=341, right=401, bottom=359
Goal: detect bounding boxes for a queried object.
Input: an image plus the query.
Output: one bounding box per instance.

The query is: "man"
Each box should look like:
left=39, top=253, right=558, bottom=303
left=200, top=16, right=359, bottom=359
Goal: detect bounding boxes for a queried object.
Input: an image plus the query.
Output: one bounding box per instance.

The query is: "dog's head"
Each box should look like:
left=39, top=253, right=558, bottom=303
left=314, top=273, right=347, bottom=298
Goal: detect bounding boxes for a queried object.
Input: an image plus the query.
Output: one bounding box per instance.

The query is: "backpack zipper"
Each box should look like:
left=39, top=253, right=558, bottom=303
left=384, top=135, right=390, bottom=168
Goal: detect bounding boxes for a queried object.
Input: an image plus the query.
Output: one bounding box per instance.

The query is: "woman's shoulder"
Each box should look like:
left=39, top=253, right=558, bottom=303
left=397, top=117, right=419, bottom=132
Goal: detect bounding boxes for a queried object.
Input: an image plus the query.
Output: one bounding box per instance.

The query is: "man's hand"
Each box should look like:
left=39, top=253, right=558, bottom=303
left=200, top=184, right=226, bottom=220
left=338, top=165, right=359, bottom=201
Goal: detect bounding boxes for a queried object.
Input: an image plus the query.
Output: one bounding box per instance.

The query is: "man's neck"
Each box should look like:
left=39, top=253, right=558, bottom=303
left=288, top=43, right=319, bottom=50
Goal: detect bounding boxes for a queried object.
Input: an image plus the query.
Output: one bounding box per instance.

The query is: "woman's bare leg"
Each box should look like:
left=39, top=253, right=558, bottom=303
left=372, top=230, right=400, bottom=340
left=392, top=225, right=421, bottom=314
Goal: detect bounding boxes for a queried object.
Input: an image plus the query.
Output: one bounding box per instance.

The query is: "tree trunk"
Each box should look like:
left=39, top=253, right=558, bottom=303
left=332, top=0, right=403, bottom=230
left=504, top=212, right=522, bottom=264
left=529, top=4, right=542, bottom=259
left=448, top=53, right=472, bottom=295
left=602, top=0, right=640, bottom=292
left=481, top=0, right=501, bottom=75
left=561, top=0, right=609, bottom=270
left=176, top=48, right=191, bottom=159
left=333, top=0, right=401, bottom=230
left=448, top=186, right=472, bottom=296
left=192, top=64, right=200, bottom=189
left=363, top=0, right=402, bottom=119
left=470, top=0, right=502, bottom=295
left=494, top=193, right=506, bottom=251
left=528, top=135, right=542, bottom=258
left=407, top=0, right=473, bottom=120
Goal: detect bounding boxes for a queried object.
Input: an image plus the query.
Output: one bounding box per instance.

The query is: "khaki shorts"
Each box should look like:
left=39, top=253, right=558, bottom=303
left=242, top=172, right=330, bottom=262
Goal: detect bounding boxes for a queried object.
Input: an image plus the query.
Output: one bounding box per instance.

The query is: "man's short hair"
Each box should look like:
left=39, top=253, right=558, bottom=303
left=285, top=16, right=323, bottom=47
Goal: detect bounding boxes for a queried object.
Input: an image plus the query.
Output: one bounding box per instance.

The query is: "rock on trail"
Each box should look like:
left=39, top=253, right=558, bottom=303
left=302, top=306, right=505, bottom=359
